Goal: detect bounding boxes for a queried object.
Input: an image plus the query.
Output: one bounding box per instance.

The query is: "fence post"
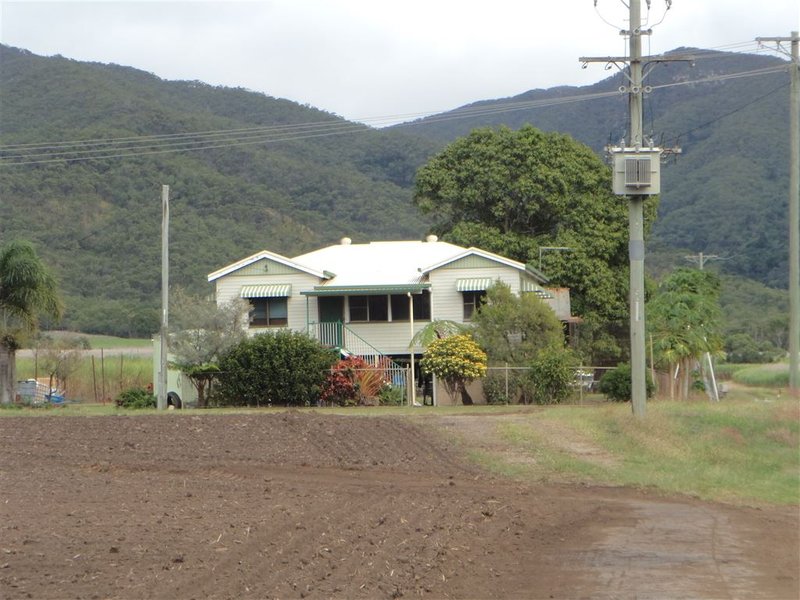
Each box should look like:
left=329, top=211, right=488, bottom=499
left=405, top=366, right=412, bottom=406
left=504, top=363, right=509, bottom=403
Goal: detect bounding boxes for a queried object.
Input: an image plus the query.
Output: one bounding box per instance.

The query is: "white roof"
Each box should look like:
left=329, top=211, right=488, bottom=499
left=209, top=240, right=547, bottom=287
left=293, top=240, right=465, bottom=287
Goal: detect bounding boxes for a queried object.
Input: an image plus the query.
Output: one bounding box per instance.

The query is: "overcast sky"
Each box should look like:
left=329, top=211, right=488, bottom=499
left=1, top=0, right=798, bottom=125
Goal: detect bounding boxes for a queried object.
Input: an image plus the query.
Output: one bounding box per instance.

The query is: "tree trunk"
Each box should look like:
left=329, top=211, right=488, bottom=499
left=680, top=358, right=691, bottom=401
left=0, top=346, right=17, bottom=404
left=669, top=362, right=676, bottom=401
left=193, top=377, right=207, bottom=408
left=459, top=381, right=473, bottom=405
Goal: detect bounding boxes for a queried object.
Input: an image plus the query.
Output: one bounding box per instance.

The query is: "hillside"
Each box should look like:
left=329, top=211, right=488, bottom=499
left=396, top=49, right=793, bottom=289
left=0, top=45, right=792, bottom=339
left=0, top=46, right=438, bottom=335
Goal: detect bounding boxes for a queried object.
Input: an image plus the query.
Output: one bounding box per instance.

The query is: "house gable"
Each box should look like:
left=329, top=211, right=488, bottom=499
left=207, top=250, right=327, bottom=282
left=438, top=255, right=500, bottom=270
left=229, top=258, right=300, bottom=277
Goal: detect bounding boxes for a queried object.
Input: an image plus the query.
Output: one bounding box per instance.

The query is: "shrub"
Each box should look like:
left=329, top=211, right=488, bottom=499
left=526, top=347, right=578, bottom=405
left=598, top=363, right=655, bottom=402
left=724, top=333, right=782, bottom=364
left=420, top=334, right=487, bottom=405
left=482, top=371, right=514, bottom=405
left=321, top=356, right=394, bottom=406
left=216, top=331, right=337, bottom=406
left=116, top=387, right=156, bottom=409
left=378, top=384, right=404, bottom=406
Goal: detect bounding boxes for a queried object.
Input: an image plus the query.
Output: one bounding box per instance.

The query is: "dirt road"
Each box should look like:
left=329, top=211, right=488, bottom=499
left=1, top=412, right=797, bottom=599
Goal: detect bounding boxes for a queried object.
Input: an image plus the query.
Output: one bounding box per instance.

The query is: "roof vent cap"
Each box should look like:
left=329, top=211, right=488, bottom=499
left=340, top=237, right=352, bottom=245
left=425, top=234, right=438, bottom=243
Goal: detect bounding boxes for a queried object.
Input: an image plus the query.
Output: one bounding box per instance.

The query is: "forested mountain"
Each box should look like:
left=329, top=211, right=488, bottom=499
left=396, top=49, right=793, bottom=289
left=0, top=46, right=438, bottom=335
left=0, top=44, right=792, bottom=338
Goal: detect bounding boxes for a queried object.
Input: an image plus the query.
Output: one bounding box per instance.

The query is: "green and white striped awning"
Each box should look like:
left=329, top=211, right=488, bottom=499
left=521, top=280, right=553, bottom=299
left=239, top=284, right=292, bottom=298
left=456, top=278, right=493, bottom=292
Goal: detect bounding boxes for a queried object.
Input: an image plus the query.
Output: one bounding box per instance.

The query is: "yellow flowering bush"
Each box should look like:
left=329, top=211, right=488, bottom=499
left=420, top=334, right=487, bottom=404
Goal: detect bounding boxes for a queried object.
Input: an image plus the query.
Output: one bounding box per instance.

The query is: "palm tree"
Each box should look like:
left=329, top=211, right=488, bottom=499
left=648, top=268, right=722, bottom=400
left=0, top=240, right=62, bottom=404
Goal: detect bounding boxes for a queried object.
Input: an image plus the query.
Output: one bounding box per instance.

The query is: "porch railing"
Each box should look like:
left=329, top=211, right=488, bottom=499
left=308, top=320, right=408, bottom=390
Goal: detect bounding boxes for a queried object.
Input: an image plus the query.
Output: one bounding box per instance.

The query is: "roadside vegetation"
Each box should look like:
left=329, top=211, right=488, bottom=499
left=462, top=392, right=798, bottom=506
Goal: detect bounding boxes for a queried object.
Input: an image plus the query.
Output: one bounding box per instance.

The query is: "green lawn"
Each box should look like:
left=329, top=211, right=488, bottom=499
left=479, top=395, right=799, bottom=506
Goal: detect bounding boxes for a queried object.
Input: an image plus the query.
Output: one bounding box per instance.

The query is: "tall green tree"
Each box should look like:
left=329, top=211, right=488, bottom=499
left=647, top=268, right=723, bottom=400
left=0, top=240, right=62, bottom=403
left=413, top=125, right=658, bottom=362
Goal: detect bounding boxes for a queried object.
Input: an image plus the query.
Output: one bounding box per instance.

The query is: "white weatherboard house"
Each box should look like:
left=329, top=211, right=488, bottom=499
left=208, top=237, right=576, bottom=404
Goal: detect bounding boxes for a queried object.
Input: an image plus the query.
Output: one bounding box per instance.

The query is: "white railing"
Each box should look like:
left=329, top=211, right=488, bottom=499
left=309, top=320, right=408, bottom=390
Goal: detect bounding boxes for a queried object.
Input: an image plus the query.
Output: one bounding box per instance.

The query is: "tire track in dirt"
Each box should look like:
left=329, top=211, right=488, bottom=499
left=1, top=412, right=797, bottom=599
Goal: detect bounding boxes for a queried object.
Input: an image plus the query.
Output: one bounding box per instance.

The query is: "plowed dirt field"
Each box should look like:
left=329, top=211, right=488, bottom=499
left=1, top=411, right=797, bottom=599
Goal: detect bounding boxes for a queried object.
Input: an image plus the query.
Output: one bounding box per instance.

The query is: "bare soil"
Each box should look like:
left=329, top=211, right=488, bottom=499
left=1, top=411, right=797, bottom=599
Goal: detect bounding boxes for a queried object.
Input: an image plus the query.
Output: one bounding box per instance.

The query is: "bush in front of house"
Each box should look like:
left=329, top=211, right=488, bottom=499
left=215, top=331, right=337, bottom=406
left=525, top=347, right=578, bottom=405
left=598, top=363, right=655, bottom=402
left=321, top=357, right=396, bottom=406
left=482, top=371, right=515, bottom=405
left=116, top=387, right=157, bottom=409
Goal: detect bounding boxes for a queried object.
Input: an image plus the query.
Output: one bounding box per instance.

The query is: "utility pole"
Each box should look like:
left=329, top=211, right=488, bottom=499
left=158, top=184, right=169, bottom=411
left=756, top=32, right=799, bottom=396
left=626, top=0, right=647, bottom=417
left=582, top=0, right=686, bottom=417
left=684, top=252, right=721, bottom=270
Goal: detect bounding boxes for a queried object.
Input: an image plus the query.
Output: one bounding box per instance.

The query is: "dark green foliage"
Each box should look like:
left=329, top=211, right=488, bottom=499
left=399, top=50, right=792, bottom=289
left=415, top=126, right=652, bottom=362
left=377, top=385, right=404, bottom=406
left=648, top=268, right=723, bottom=365
left=0, top=45, right=433, bottom=337
left=719, top=275, right=789, bottom=350
left=0, top=240, right=63, bottom=338
left=472, top=282, right=564, bottom=365
left=395, top=48, right=789, bottom=287
left=723, top=333, right=783, bottom=364
left=216, top=331, right=337, bottom=406
left=115, top=387, right=156, bottom=409
left=599, top=364, right=655, bottom=402
left=526, top=347, right=578, bottom=405
left=482, top=371, right=515, bottom=405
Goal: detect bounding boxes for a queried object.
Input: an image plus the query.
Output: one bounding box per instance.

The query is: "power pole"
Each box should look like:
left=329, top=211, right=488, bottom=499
left=581, top=0, right=687, bottom=417
left=756, top=32, right=799, bottom=396
left=627, top=0, right=647, bottom=417
left=158, top=184, right=169, bottom=411
left=684, top=252, right=721, bottom=270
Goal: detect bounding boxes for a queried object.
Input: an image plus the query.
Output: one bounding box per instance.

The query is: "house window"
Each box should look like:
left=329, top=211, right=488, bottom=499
left=348, top=295, right=388, bottom=322
left=462, top=291, right=486, bottom=321
left=390, top=291, right=431, bottom=321
left=249, top=297, right=288, bottom=327
left=349, top=296, right=368, bottom=321
left=414, top=290, right=432, bottom=321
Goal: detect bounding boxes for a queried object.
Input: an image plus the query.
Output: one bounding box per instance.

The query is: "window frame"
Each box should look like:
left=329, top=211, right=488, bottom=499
left=249, top=297, right=289, bottom=328
left=462, top=290, right=486, bottom=321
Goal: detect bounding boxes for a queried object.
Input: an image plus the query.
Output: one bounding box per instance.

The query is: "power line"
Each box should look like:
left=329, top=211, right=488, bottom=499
left=0, top=63, right=790, bottom=167
left=662, top=80, right=789, bottom=147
